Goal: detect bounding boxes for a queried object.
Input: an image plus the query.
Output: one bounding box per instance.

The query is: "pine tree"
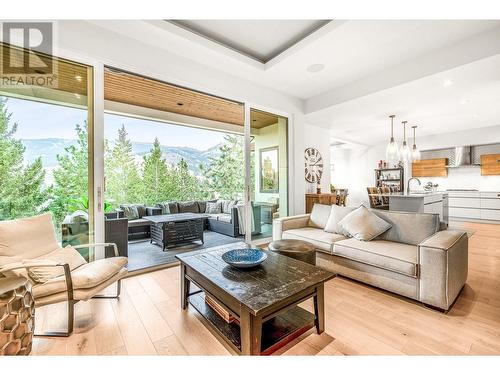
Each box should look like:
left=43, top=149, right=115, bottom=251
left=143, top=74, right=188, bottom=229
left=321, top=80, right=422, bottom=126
left=105, top=125, right=142, bottom=205
left=171, top=158, right=208, bottom=201
left=141, top=137, right=171, bottom=205
left=50, top=123, right=89, bottom=224
left=200, top=134, right=245, bottom=199
left=0, top=98, right=49, bottom=220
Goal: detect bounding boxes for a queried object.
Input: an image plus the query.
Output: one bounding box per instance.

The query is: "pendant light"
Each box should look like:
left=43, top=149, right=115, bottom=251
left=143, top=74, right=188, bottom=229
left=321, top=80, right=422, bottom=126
left=385, top=115, right=400, bottom=163
left=400, top=120, right=411, bottom=162
left=411, top=125, right=421, bottom=161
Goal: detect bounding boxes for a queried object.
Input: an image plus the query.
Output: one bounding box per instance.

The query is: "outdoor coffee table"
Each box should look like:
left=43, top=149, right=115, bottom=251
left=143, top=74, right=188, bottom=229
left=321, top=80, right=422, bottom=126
left=143, top=213, right=209, bottom=250
left=176, top=242, right=336, bottom=355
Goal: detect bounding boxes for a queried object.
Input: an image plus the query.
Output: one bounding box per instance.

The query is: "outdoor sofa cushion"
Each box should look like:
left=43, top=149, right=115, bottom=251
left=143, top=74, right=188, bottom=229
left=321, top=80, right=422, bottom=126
left=206, top=201, right=222, bottom=214
left=338, top=205, right=392, bottom=241
left=333, top=238, right=418, bottom=276
left=178, top=201, right=200, bottom=213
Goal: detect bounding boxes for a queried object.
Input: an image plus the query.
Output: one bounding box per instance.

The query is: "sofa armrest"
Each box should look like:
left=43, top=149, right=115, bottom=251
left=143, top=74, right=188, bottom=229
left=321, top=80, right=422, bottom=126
left=272, top=214, right=311, bottom=240
left=418, top=230, right=468, bottom=310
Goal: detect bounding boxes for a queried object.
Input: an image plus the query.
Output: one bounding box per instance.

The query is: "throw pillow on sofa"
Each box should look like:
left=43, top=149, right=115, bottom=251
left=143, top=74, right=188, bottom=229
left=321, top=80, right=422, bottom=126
left=324, top=205, right=357, bottom=236
left=206, top=201, right=222, bottom=214
left=121, top=205, right=139, bottom=220
left=157, top=202, right=171, bottom=214
left=178, top=201, right=200, bottom=213
left=337, top=205, right=392, bottom=241
left=308, top=204, right=331, bottom=229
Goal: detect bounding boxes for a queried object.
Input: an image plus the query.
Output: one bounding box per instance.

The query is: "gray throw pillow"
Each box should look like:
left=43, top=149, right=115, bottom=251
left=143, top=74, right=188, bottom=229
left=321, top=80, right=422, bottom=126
left=157, top=203, right=170, bottom=215
left=206, top=201, right=222, bottom=214
left=122, top=205, right=139, bottom=220
left=324, top=205, right=356, bottom=235
left=178, top=201, right=200, bottom=213
left=337, top=205, right=392, bottom=241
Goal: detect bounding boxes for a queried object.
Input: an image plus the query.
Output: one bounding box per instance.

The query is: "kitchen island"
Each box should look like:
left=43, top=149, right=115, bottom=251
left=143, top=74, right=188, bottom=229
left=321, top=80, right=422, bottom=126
left=373, top=192, right=449, bottom=226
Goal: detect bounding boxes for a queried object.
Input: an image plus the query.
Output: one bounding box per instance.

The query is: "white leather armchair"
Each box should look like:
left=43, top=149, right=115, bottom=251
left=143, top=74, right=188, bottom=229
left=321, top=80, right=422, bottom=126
left=0, top=213, right=128, bottom=336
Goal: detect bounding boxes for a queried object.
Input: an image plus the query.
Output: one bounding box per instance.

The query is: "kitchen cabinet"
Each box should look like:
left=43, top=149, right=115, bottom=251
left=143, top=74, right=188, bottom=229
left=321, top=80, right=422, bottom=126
left=481, top=154, right=500, bottom=175
left=448, top=190, right=500, bottom=222
left=412, top=158, right=448, bottom=177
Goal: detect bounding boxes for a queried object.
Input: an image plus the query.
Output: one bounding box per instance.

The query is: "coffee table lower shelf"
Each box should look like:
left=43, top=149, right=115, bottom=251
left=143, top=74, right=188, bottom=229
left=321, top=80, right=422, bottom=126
left=189, top=292, right=315, bottom=355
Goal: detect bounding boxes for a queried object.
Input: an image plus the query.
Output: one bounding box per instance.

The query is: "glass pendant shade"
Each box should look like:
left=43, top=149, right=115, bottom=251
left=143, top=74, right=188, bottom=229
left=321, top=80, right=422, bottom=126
left=412, top=145, right=421, bottom=161
left=411, top=125, right=421, bottom=161
left=385, top=115, right=400, bottom=163
left=400, top=121, right=411, bottom=162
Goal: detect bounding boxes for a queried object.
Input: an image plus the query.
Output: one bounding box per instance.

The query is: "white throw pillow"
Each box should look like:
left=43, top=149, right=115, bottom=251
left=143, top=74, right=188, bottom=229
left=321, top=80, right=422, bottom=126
left=206, top=201, right=222, bottom=214
left=324, top=205, right=357, bottom=235
left=308, top=204, right=332, bottom=229
left=337, top=205, right=392, bottom=241
left=27, top=246, right=87, bottom=283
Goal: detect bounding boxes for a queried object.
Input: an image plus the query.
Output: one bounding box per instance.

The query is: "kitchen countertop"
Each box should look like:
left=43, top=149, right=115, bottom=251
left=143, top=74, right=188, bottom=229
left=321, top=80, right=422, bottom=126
left=368, top=192, right=446, bottom=198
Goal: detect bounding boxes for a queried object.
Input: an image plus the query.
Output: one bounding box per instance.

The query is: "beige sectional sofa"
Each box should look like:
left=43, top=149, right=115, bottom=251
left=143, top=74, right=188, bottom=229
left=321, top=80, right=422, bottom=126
left=273, top=204, right=468, bottom=311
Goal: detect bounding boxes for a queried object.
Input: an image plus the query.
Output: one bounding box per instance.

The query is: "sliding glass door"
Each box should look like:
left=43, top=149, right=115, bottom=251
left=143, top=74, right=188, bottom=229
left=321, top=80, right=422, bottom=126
left=0, top=43, right=94, bottom=250
left=245, top=108, right=289, bottom=243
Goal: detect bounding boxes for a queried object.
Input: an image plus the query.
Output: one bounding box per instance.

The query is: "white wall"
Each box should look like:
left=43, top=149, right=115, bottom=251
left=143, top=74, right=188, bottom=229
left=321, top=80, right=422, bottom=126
left=49, top=20, right=314, bottom=214
left=294, top=123, right=332, bottom=211
left=331, top=124, right=500, bottom=206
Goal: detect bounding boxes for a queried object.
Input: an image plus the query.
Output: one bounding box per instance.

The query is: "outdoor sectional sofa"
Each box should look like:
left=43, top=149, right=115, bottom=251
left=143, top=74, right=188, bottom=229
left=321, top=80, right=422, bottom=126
left=116, top=200, right=261, bottom=240
left=273, top=204, right=469, bottom=311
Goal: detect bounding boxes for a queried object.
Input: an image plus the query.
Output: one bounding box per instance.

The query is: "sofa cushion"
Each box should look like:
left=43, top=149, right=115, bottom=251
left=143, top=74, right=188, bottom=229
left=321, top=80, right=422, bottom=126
left=120, top=204, right=143, bottom=220
left=333, top=238, right=417, bottom=276
left=198, top=200, right=214, bottom=214
left=324, top=205, right=357, bottom=235
left=371, top=210, right=440, bottom=245
left=217, top=200, right=236, bottom=214
left=32, top=257, right=128, bottom=298
left=308, top=204, right=331, bottom=229
left=28, top=246, right=87, bottom=283
left=178, top=201, right=200, bottom=213
left=128, top=218, right=151, bottom=228
left=206, top=201, right=222, bottom=214
left=338, top=206, right=392, bottom=241
left=217, top=214, right=232, bottom=223
left=157, top=203, right=170, bottom=214
left=282, top=227, right=346, bottom=253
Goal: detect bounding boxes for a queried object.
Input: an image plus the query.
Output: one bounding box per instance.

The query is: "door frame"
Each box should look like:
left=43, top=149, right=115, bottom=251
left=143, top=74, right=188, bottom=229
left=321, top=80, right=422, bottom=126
left=243, top=103, right=292, bottom=245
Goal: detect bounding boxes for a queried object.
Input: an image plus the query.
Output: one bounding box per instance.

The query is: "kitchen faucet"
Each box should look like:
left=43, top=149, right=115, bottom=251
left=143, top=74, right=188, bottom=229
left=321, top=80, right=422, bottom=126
left=407, top=177, right=421, bottom=194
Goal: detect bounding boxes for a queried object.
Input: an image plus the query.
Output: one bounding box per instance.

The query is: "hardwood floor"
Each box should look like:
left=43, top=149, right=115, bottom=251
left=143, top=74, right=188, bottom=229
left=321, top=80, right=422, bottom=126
left=32, top=221, right=500, bottom=355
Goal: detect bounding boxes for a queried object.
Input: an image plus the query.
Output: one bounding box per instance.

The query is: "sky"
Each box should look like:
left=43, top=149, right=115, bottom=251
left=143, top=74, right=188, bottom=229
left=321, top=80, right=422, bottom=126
left=4, top=96, right=228, bottom=150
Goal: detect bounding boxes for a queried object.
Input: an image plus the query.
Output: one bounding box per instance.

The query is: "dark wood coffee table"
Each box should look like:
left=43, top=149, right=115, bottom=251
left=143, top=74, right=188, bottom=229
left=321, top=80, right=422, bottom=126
left=143, top=213, right=209, bottom=250
left=176, top=242, right=335, bottom=355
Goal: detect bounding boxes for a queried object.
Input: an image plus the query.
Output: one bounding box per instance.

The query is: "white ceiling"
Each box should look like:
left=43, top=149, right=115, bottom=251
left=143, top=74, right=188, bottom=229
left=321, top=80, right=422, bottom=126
left=83, top=19, right=500, bottom=145
left=169, top=20, right=329, bottom=63
left=307, top=53, right=500, bottom=145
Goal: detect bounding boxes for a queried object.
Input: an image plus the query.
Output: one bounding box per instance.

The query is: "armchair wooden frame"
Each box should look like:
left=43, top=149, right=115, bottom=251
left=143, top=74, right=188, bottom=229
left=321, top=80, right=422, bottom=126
left=0, top=242, right=123, bottom=338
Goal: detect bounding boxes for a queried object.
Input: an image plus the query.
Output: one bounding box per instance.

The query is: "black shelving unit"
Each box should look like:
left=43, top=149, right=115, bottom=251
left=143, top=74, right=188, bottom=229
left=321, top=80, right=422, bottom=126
left=375, top=167, right=404, bottom=192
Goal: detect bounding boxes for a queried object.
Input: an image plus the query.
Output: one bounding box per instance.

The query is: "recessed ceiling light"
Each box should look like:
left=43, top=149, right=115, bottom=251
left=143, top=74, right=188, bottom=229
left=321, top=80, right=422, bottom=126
left=306, top=64, right=325, bottom=73
left=443, top=79, right=454, bottom=87
left=75, top=75, right=82, bottom=82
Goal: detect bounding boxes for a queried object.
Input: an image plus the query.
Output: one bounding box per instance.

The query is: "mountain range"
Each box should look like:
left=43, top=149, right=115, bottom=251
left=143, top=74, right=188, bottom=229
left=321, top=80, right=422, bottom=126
left=21, top=138, right=221, bottom=176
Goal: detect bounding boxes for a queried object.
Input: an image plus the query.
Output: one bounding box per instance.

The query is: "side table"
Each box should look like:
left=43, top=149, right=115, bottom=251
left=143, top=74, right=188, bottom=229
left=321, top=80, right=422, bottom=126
left=0, top=277, right=35, bottom=355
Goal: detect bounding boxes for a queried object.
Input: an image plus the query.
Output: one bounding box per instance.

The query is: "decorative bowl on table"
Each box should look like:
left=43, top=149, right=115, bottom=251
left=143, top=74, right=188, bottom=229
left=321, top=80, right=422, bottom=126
left=222, top=248, right=267, bottom=269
